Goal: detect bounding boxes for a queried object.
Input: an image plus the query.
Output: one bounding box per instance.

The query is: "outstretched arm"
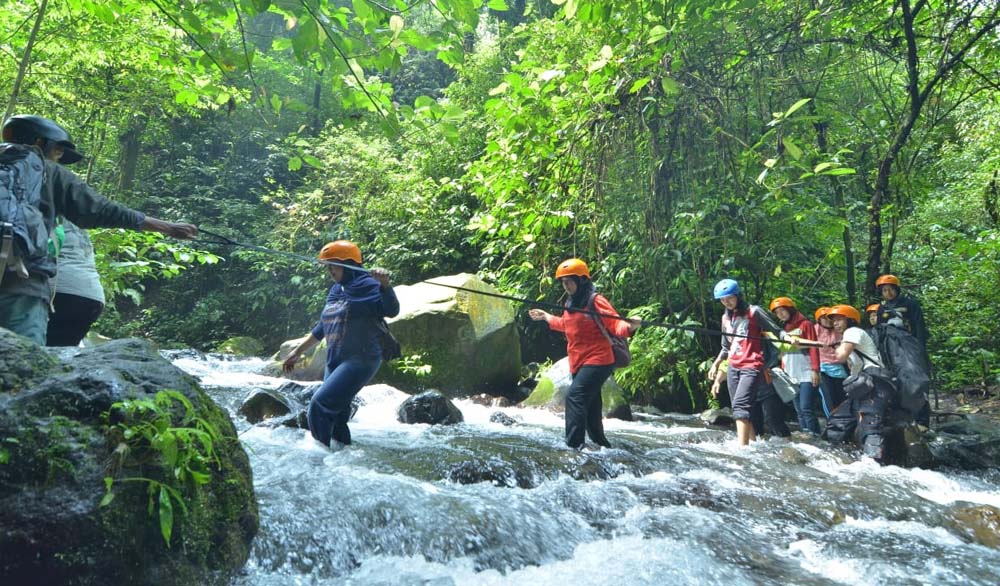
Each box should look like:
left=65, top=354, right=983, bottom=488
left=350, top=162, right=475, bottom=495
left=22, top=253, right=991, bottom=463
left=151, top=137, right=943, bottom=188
left=282, top=333, right=321, bottom=374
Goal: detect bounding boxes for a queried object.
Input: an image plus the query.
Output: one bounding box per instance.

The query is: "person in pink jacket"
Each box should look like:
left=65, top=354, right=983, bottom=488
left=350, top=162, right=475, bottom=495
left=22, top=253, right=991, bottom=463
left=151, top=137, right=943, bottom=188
left=813, top=306, right=847, bottom=419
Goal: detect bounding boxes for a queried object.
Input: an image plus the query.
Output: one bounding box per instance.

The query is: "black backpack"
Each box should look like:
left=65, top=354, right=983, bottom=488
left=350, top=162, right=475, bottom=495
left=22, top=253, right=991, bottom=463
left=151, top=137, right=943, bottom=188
left=0, top=143, right=52, bottom=284
left=869, top=324, right=930, bottom=415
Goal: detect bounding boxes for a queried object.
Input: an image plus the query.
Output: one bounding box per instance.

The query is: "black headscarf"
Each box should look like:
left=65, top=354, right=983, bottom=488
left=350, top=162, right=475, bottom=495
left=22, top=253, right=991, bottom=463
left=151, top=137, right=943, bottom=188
left=564, top=276, right=596, bottom=310
left=337, top=259, right=362, bottom=286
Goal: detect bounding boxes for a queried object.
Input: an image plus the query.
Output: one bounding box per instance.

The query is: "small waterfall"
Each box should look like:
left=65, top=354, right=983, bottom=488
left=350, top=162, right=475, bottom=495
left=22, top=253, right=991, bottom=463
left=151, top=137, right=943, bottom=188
left=170, top=353, right=1000, bottom=586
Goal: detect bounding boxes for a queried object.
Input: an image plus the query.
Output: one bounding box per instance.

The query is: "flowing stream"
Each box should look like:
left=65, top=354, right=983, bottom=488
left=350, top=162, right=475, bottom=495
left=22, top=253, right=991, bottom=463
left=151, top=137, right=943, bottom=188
left=169, top=353, right=1000, bottom=586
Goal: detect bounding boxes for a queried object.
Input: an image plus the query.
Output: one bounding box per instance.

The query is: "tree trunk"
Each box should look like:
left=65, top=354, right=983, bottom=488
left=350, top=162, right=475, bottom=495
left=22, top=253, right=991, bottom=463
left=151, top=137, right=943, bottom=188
left=3, top=0, right=49, bottom=122
left=117, top=117, right=146, bottom=192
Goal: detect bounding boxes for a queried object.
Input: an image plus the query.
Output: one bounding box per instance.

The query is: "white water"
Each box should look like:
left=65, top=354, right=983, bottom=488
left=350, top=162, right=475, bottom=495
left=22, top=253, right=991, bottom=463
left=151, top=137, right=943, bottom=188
left=170, top=353, right=1000, bottom=586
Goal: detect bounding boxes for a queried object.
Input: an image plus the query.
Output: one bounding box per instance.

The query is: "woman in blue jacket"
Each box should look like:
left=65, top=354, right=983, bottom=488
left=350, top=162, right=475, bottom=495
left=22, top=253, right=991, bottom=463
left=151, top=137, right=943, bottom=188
left=283, top=240, right=399, bottom=448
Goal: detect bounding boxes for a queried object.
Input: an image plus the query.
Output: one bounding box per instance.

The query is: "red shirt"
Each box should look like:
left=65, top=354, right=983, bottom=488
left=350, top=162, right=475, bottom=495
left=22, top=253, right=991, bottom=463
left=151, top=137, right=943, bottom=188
left=545, top=294, right=632, bottom=374
left=783, top=312, right=821, bottom=371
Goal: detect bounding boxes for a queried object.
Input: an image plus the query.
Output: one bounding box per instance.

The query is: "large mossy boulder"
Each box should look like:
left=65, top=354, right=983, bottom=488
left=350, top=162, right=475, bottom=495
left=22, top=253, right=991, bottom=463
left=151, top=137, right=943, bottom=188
left=215, top=336, right=265, bottom=357
left=0, top=329, right=258, bottom=586
left=269, top=334, right=327, bottom=381
left=375, top=274, right=521, bottom=396
left=522, top=357, right=632, bottom=420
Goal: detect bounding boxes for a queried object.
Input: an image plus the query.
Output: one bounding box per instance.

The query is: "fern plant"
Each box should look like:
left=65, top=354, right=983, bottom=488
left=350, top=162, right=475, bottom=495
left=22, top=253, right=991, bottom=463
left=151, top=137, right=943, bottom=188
left=101, top=390, right=222, bottom=546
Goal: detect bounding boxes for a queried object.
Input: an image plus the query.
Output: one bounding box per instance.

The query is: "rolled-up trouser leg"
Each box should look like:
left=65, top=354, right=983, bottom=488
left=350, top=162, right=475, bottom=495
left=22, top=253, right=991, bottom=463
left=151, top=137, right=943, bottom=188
left=727, top=367, right=761, bottom=421
left=308, top=357, right=381, bottom=447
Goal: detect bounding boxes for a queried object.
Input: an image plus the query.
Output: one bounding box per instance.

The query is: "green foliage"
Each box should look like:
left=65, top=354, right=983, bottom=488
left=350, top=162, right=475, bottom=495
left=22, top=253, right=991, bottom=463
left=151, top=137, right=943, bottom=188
left=91, top=229, right=220, bottom=306
left=392, top=354, right=434, bottom=378
left=102, top=390, right=223, bottom=546
left=614, top=304, right=709, bottom=412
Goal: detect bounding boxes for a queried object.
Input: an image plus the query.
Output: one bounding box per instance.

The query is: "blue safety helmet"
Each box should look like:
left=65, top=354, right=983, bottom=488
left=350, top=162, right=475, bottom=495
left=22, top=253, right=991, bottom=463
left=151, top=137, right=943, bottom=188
left=713, top=278, right=741, bottom=299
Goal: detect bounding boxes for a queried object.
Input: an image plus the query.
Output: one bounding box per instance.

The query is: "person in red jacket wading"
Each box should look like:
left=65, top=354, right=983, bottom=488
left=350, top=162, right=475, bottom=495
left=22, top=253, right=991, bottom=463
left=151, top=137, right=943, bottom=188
left=528, top=258, right=638, bottom=450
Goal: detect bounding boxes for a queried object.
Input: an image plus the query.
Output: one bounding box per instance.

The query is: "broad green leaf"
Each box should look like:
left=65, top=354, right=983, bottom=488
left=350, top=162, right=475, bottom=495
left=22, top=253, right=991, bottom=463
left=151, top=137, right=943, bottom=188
left=660, top=77, right=680, bottom=95
left=302, top=154, right=324, bottom=169
left=647, top=25, right=669, bottom=44
left=820, top=167, right=856, bottom=176
left=629, top=77, right=652, bottom=93
left=159, top=486, right=174, bottom=545
left=784, top=98, right=811, bottom=118
left=288, top=156, right=303, bottom=171
left=782, top=137, right=803, bottom=160
left=488, top=0, right=509, bottom=9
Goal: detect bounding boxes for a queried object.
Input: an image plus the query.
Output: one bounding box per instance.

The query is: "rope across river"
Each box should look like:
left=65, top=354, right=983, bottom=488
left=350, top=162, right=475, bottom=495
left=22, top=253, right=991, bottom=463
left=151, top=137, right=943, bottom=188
left=190, top=228, right=829, bottom=348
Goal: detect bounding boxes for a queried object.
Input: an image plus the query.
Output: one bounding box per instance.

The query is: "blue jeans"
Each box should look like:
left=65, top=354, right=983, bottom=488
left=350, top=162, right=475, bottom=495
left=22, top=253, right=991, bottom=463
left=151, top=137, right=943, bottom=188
left=0, top=292, right=49, bottom=345
left=308, top=357, right=381, bottom=446
left=796, top=381, right=822, bottom=435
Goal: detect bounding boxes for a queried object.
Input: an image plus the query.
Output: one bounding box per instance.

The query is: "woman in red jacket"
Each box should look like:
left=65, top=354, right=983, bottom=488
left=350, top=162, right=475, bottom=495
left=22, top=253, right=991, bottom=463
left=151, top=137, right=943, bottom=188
left=528, top=258, right=637, bottom=450
left=770, top=297, right=821, bottom=435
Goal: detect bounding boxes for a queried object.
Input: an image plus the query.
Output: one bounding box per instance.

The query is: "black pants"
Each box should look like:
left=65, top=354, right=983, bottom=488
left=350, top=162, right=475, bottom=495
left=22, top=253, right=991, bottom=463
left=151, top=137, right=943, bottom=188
left=751, top=384, right=791, bottom=438
left=46, top=293, right=104, bottom=347
left=565, top=364, right=615, bottom=449
left=820, top=371, right=846, bottom=416
left=824, top=375, right=893, bottom=461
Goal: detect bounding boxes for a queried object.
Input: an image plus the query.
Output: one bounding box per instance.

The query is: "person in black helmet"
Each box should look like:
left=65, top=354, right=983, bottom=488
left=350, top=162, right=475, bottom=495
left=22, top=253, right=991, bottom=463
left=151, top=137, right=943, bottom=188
left=0, top=115, right=198, bottom=345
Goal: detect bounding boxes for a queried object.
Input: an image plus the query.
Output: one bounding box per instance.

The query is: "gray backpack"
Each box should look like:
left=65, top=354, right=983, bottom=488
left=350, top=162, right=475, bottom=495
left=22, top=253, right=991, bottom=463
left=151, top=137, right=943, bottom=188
left=0, top=143, right=52, bottom=284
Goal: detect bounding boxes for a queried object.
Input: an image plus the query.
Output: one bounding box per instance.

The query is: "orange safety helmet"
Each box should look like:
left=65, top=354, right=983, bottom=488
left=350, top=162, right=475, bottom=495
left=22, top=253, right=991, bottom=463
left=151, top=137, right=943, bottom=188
left=827, top=304, right=861, bottom=323
left=875, top=274, right=901, bottom=288
left=318, top=240, right=362, bottom=264
left=554, top=258, right=590, bottom=279
left=866, top=303, right=880, bottom=314
left=814, top=306, right=831, bottom=321
left=769, top=297, right=796, bottom=312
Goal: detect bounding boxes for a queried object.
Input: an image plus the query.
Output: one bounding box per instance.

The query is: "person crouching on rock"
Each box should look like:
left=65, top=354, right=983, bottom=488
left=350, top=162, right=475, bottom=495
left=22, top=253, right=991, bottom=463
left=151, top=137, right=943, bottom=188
left=824, top=304, right=895, bottom=462
left=282, top=240, right=399, bottom=448
left=528, top=258, right=638, bottom=451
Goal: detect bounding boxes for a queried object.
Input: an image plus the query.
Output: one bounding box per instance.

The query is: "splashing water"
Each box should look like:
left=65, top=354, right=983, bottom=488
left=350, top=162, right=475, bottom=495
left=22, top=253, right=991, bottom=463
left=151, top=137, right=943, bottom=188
left=170, top=354, right=1000, bottom=586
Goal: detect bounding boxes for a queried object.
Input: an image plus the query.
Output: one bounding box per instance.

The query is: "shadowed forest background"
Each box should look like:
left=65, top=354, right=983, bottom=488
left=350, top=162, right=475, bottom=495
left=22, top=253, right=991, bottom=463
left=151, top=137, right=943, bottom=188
left=4, top=0, right=998, bottom=409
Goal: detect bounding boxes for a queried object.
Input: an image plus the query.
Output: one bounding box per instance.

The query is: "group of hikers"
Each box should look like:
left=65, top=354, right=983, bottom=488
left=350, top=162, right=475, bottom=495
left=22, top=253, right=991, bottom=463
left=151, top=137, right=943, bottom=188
left=1, top=114, right=930, bottom=460
left=705, top=275, right=930, bottom=461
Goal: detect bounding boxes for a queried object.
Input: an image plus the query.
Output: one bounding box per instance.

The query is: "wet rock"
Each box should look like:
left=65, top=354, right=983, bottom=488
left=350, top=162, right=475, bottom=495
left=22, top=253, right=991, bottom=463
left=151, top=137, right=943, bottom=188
left=397, top=390, right=464, bottom=425
left=0, top=330, right=257, bottom=586
left=632, top=405, right=666, bottom=417
left=606, top=402, right=634, bottom=421
left=926, top=415, right=1000, bottom=470
left=447, top=458, right=528, bottom=488
left=238, top=389, right=292, bottom=424
left=489, top=411, right=519, bottom=426
left=700, top=408, right=734, bottom=427
left=946, top=505, right=1000, bottom=549
left=778, top=447, right=809, bottom=465
left=524, top=357, right=631, bottom=418
left=243, top=382, right=360, bottom=429
left=215, top=336, right=265, bottom=357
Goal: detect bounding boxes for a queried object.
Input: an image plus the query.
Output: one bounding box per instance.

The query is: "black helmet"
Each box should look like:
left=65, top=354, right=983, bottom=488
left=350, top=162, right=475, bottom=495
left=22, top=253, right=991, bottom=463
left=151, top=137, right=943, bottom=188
left=1, top=114, right=84, bottom=164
